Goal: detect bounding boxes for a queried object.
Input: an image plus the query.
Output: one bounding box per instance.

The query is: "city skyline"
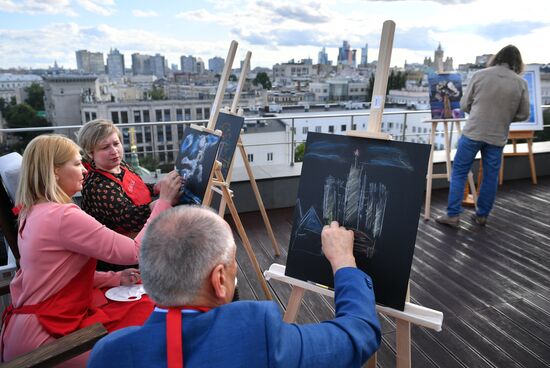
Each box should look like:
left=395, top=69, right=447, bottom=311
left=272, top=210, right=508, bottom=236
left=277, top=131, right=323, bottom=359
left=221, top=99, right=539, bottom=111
left=1, top=0, right=549, bottom=70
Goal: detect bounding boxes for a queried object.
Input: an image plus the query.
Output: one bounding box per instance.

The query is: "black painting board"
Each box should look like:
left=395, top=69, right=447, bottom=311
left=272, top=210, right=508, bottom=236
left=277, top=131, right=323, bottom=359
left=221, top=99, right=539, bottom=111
left=214, top=111, right=245, bottom=180
left=285, top=132, right=431, bottom=310
left=175, top=125, right=221, bottom=205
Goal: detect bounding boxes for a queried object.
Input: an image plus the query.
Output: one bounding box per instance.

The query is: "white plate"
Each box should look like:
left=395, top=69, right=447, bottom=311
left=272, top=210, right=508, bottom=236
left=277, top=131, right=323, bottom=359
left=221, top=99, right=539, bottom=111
left=105, top=285, right=146, bottom=302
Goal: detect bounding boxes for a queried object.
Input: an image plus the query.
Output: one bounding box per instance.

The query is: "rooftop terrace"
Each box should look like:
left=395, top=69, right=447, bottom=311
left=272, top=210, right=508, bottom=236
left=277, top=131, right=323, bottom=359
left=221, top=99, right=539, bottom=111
left=231, top=176, right=550, bottom=368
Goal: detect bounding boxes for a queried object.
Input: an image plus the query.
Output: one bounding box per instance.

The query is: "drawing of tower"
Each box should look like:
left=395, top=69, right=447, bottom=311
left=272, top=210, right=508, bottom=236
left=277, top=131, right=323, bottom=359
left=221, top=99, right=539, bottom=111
left=344, top=149, right=362, bottom=228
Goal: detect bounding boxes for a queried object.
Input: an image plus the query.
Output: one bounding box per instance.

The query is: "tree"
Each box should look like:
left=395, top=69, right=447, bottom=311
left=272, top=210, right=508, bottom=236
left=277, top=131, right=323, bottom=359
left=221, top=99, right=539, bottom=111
left=5, top=103, right=51, bottom=152
left=24, top=82, right=45, bottom=111
left=366, top=74, right=375, bottom=100
left=252, top=72, right=272, bottom=90
left=294, top=143, right=305, bottom=162
left=151, top=86, right=166, bottom=100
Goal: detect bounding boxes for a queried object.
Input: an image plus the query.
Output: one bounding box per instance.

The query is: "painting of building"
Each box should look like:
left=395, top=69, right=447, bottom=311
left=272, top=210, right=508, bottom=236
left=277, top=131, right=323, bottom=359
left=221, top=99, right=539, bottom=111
left=285, top=132, right=431, bottom=310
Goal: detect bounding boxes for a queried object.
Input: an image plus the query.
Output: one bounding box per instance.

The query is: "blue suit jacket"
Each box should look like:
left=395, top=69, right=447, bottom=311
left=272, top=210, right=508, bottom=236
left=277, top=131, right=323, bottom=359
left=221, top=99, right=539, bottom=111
left=88, top=267, right=381, bottom=368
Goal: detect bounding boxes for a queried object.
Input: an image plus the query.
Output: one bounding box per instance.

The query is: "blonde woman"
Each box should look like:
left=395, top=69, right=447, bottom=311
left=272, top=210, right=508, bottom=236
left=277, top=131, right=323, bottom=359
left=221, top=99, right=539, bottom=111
left=0, top=134, right=181, bottom=366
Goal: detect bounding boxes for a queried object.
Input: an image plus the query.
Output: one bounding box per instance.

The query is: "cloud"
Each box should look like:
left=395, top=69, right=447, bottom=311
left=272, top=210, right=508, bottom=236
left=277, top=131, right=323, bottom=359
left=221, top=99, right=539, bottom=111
left=365, top=0, right=475, bottom=3
left=0, top=22, right=234, bottom=69
left=76, top=0, right=115, bottom=16
left=473, top=21, right=548, bottom=41
left=132, top=9, right=159, bottom=17
left=175, top=9, right=222, bottom=22
left=0, top=0, right=77, bottom=16
left=256, top=0, right=330, bottom=23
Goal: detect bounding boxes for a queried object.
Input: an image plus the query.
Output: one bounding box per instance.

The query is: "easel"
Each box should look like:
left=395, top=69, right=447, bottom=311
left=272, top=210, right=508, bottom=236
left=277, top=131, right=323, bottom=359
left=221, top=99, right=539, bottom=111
left=422, top=118, right=478, bottom=219
left=202, top=158, right=272, bottom=300
left=212, top=50, right=281, bottom=257
left=499, top=130, right=537, bottom=185
left=264, top=21, right=444, bottom=368
left=199, top=41, right=273, bottom=300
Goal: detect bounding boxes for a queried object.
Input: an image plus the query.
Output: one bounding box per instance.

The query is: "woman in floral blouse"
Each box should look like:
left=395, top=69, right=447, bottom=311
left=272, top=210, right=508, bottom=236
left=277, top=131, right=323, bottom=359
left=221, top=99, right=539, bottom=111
left=77, top=119, right=182, bottom=271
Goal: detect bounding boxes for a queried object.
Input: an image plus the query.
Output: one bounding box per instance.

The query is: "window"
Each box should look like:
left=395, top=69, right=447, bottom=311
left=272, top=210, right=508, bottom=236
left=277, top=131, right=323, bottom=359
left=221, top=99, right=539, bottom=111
left=134, top=111, right=141, bottom=123
left=412, top=126, right=416, bottom=133
left=166, top=127, right=172, bottom=141
left=164, top=109, right=171, bottom=122
left=388, top=122, right=394, bottom=129
left=143, top=110, right=150, bottom=122
left=157, top=126, right=165, bottom=143
left=111, top=111, right=119, bottom=124
left=196, top=108, right=203, bottom=120
left=91, top=112, right=97, bottom=120
left=267, top=152, right=273, bottom=161
left=204, top=107, right=210, bottom=119
left=176, top=108, right=183, bottom=121
left=184, top=109, right=191, bottom=120
left=341, top=124, right=347, bottom=132
left=155, top=109, right=162, bottom=122
left=315, top=126, right=322, bottom=133
left=351, top=124, right=357, bottom=130
left=85, top=112, right=90, bottom=122
left=328, top=125, right=334, bottom=133
left=247, top=153, right=254, bottom=162
left=121, top=111, right=128, bottom=124
left=302, top=127, right=309, bottom=134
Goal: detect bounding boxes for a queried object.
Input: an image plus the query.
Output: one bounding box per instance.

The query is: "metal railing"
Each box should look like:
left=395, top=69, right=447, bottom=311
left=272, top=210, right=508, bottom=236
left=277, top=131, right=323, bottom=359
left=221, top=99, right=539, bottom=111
left=1, top=106, right=549, bottom=169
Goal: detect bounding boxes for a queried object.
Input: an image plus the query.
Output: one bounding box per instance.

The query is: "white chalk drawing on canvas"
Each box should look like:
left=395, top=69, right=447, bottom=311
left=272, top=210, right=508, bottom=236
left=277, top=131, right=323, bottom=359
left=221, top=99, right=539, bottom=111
left=291, top=148, right=391, bottom=259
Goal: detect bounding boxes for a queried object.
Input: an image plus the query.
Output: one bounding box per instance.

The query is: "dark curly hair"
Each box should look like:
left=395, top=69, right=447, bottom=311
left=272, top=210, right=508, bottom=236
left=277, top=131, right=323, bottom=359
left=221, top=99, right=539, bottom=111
left=488, top=45, right=524, bottom=74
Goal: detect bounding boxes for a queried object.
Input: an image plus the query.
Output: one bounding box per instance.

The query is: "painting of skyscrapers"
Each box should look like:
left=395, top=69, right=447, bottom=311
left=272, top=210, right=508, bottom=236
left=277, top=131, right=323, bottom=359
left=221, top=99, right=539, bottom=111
left=285, top=132, right=431, bottom=310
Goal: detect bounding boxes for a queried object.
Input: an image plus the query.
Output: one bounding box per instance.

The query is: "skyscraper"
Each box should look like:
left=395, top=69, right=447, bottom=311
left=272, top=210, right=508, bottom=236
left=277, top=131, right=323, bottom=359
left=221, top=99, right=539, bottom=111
left=360, top=43, right=368, bottom=66
left=337, top=41, right=357, bottom=67
left=106, top=48, right=125, bottom=79
left=151, top=54, right=166, bottom=78
left=131, top=53, right=153, bottom=76
left=318, top=47, right=329, bottom=65
left=180, top=55, right=197, bottom=73
left=76, top=50, right=105, bottom=74
left=208, top=56, right=225, bottom=73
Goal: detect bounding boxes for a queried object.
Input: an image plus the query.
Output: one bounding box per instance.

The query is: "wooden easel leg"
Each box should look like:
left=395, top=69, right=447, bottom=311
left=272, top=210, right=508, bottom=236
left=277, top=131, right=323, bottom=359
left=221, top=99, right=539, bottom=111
left=283, top=286, right=305, bottom=323
left=499, top=152, right=505, bottom=186
left=423, top=123, right=437, bottom=220
left=467, top=171, right=478, bottom=205
left=396, top=318, right=411, bottom=368
left=527, top=138, right=537, bottom=184
left=219, top=169, right=272, bottom=300
left=443, top=122, right=451, bottom=181
left=365, top=353, right=377, bottom=368
left=238, top=140, right=281, bottom=256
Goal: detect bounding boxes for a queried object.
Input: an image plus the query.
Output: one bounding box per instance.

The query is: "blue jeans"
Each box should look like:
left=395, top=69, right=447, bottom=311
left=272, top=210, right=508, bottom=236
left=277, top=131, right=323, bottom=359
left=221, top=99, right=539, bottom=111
left=447, top=136, right=503, bottom=217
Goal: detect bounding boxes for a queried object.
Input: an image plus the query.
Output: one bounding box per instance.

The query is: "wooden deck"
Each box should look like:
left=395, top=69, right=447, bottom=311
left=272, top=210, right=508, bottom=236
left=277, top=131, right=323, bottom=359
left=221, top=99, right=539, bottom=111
left=228, top=176, right=550, bottom=368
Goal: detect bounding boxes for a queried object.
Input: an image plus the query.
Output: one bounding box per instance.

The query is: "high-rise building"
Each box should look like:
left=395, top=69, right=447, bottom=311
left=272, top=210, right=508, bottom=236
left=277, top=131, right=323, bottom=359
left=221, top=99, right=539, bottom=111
left=208, top=56, right=225, bottom=74
left=106, top=48, right=125, bottom=79
left=196, top=59, right=205, bottom=74
left=337, top=41, right=356, bottom=67
left=318, top=47, right=329, bottom=65
left=131, top=53, right=153, bottom=76
left=151, top=54, right=166, bottom=78
left=180, top=55, right=197, bottom=73
left=360, top=43, right=368, bottom=66
left=76, top=50, right=105, bottom=74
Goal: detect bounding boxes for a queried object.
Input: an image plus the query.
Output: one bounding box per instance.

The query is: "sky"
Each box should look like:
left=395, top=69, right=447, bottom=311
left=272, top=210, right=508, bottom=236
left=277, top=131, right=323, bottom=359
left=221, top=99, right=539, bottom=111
left=0, top=0, right=549, bottom=71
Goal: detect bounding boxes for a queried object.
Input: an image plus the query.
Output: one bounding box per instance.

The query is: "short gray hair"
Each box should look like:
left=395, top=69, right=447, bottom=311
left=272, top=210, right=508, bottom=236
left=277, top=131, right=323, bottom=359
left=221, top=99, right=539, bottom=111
left=140, top=205, right=235, bottom=306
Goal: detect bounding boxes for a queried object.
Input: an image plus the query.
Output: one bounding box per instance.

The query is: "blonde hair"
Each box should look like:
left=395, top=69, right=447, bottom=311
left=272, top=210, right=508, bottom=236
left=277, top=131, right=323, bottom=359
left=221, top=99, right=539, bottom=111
left=77, top=119, right=122, bottom=161
left=16, top=134, right=80, bottom=218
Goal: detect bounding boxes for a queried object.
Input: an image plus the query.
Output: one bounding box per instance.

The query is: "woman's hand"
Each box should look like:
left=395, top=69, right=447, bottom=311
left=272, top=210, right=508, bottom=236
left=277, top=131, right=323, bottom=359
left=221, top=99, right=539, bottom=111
left=120, top=268, right=141, bottom=286
left=157, top=170, right=183, bottom=205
